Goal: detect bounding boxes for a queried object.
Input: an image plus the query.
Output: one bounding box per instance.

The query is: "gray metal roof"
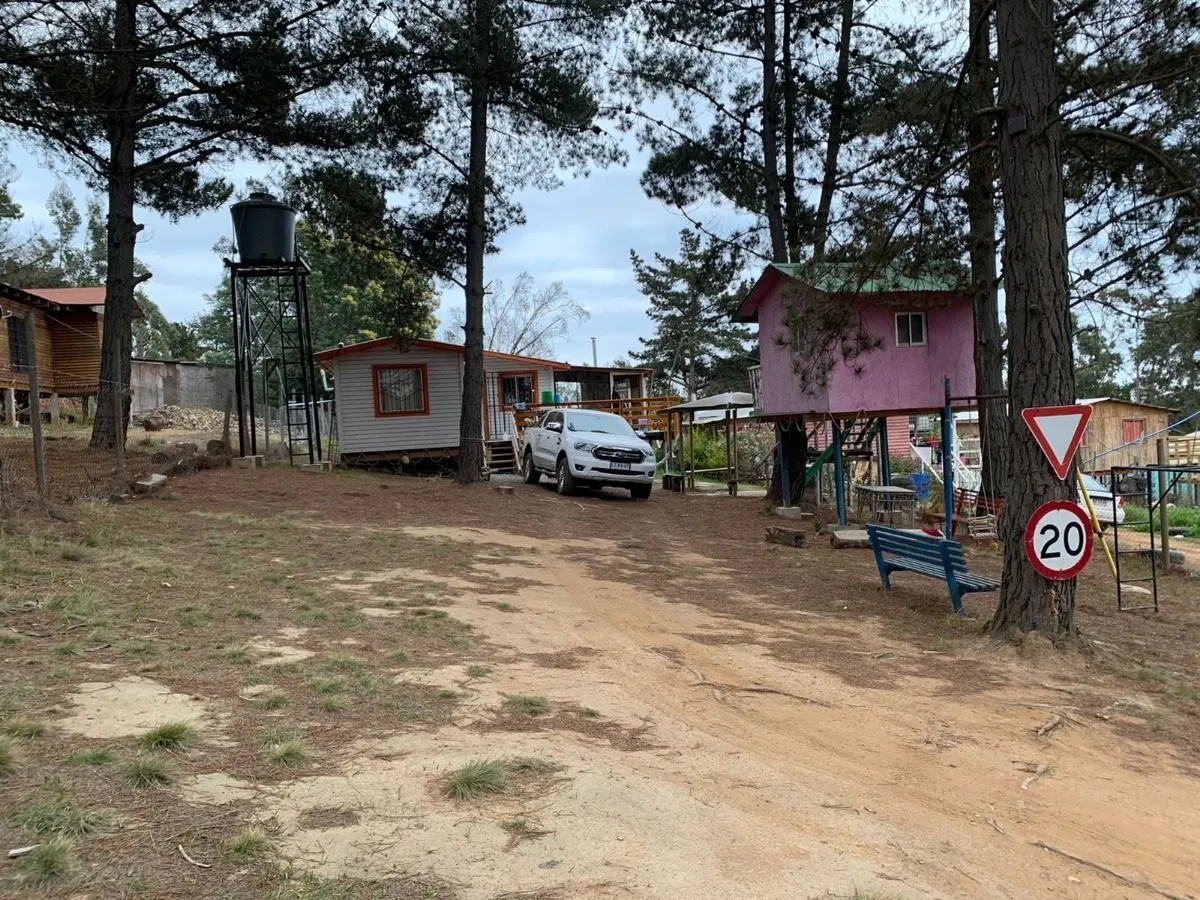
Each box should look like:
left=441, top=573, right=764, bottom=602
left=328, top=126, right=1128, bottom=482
left=663, top=391, right=756, bottom=413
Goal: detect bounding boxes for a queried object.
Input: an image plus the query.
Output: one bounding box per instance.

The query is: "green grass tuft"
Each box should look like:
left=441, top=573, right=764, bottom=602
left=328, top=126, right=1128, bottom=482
left=67, top=747, right=114, bottom=766
left=15, top=837, right=77, bottom=885
left=259, top=728, right=310, bottom=769
left=388, top=650, right=410, bottom=664
left=136, top=722, right=196, bottom=751
left=442, top=759, right=509, bottom=801
left=579, top=707, right=601, bottom=718
left=54, top=642, right=80, bottom=658
left=124, top=754, right=174, bottom=787
left=227, top=826, right=272, bottom=861
left=4, top=718, right=45, bottom=739
left=319, top=696, right=347, bottom=713
left=13, top=799, right=109, bottom=838
left=0, top=737, right=14, bottom=775
left=234, top=608, right=263, bottom=620
left=504, top=694, right=551, bottom=717
left=256, top=693, right=290, bottom=710
left=466, top=665, right=491, bottom=678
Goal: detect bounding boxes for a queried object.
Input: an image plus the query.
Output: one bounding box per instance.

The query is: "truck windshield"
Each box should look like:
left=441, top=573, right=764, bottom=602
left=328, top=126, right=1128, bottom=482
left=566, top=411, right=636, bottom=436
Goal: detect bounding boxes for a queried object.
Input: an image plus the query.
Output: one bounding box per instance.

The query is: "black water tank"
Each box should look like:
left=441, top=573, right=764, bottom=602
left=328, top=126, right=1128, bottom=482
left=230, top=192, right=297, bottom=263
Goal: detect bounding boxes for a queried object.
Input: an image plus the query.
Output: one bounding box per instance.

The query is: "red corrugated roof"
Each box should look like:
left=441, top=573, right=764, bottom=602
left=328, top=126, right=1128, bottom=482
left=314, top=337, right=571, bottom=370
left=25, top=287, right=107, bottom=306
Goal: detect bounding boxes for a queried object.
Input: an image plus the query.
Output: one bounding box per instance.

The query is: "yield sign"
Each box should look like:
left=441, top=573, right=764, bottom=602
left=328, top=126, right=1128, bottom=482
left=1022, top=404, right=1093, bottom=480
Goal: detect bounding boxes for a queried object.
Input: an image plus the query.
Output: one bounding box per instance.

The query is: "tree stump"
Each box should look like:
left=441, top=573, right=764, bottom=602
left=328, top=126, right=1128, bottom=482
left=764, top=525, right=806, bottom=548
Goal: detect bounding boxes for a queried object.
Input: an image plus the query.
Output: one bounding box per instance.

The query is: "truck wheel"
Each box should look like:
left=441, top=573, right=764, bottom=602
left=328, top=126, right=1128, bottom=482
left=556, top=455, right=576, bottom=496
left=631, top=483, right=652, bottom=500
left=522, top=449, right=540, bottom=485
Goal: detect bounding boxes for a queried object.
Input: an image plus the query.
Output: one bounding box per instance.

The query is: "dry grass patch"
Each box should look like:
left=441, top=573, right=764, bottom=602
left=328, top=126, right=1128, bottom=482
left=12, top=836, right=77, bottom=886
left=441, top=756, right=563, bottom=802
left=124, top=754, right=174, bottom=787
left=136, top=721, right=196, bottom=751
left=503, top=694, right=551, bottom=717
left=259, top=728, right=311, bottom=769
left=227, top=825, right=272, bottom=861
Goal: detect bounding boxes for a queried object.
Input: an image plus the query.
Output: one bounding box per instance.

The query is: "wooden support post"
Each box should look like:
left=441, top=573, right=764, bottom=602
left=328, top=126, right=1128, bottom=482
left=81, top=394, right=90, bottom=421
left=725, top=408, right=733, bottom=496
left=878, top=417, right=891, bottom=486
left=777, top=422, right=792, bottom=508
left=724, top=415, right=734, bottom=501
left=691, top=410, right=700, bottom=489
left=222, top=389, right=234, bottom=467
left=24, top=315, right=46, bottom=499
left=3, top=388, right=15, bottom=426
left=833, top=418, right=847, bottom=526
left=1157, top=438, right=1170, bottom=570
left=49, top=393, right=60, bottom=425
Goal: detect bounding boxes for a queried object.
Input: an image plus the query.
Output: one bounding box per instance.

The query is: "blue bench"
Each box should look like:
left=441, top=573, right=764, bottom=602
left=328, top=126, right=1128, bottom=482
left=866, top=524, right=1000, bottom=614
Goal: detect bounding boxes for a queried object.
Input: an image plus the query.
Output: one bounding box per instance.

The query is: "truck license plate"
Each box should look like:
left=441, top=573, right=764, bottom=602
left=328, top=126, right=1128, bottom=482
left=611, top=462, right=631, bottom=472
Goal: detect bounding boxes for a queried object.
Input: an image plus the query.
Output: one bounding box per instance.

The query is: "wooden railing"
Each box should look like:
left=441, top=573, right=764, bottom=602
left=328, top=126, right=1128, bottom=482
left=514, top=396, right=678, bottom=433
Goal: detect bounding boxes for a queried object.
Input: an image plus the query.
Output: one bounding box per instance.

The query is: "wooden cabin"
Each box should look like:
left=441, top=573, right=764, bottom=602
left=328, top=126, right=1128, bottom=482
left=316, top=337, right=668, bottom=472
left=0, top=283, right=139, bottom=424
left=1078, top=397, right=1175, bottom=472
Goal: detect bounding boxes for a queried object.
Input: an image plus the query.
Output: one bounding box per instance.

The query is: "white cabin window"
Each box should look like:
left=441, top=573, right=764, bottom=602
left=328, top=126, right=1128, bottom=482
left=895, top=312, right=927, bottom=347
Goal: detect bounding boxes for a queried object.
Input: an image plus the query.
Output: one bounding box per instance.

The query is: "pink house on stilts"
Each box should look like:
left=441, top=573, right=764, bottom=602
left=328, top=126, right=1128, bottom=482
left=735, top=262, right=977, bottom=522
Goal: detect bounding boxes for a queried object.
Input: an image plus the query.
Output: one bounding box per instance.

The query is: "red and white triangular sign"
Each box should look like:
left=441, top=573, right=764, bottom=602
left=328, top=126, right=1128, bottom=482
left=1021, top=404, right=1093, bottom=480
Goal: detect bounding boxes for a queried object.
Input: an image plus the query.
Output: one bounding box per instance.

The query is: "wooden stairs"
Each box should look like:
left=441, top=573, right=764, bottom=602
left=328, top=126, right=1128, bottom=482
left=485, top=439, right=518, bottom=474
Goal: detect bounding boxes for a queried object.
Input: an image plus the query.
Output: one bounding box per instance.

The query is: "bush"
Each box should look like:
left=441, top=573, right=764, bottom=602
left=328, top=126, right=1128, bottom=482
left=888, top=455, right=917, bottom=476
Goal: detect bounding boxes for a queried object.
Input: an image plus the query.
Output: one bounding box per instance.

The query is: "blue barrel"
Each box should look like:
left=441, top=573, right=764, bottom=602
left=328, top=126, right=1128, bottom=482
left=911, top=473, right=933, bottom=503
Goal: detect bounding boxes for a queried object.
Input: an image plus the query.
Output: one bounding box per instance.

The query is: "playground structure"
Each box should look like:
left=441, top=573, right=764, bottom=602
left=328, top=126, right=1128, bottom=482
left=735, top=262, right=979, bottom=527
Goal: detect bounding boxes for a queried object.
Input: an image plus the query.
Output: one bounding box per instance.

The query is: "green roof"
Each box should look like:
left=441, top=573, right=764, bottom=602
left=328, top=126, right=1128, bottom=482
left=772, top=261, right=965, bottom=294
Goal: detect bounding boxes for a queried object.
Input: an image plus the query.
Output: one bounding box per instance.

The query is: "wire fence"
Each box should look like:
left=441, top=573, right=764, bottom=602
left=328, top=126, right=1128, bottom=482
left=0, top=431, right=141, bottom=515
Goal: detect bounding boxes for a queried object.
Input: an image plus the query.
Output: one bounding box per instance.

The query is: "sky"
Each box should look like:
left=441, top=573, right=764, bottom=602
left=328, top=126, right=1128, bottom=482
left=4, top=143, right=744, bottom=369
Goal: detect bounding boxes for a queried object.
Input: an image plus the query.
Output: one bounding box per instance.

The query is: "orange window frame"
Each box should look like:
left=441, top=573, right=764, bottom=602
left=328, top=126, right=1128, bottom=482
left=498, top=370, right=539, bottom=410
left=373, top=363, right=430, bottom=418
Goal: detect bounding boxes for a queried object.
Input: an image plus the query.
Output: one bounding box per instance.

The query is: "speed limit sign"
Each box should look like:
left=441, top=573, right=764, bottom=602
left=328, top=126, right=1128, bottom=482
left=1024, top=500, right=1094, bottom=580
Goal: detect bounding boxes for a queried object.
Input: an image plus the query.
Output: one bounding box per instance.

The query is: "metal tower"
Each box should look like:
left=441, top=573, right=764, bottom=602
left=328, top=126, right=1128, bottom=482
left=226, top=257, right=322, bottom=465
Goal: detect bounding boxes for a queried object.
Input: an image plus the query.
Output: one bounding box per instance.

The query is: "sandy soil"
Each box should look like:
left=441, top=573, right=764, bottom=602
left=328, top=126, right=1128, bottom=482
left=181, top=514, right=1199, bottom=899
left=5, top=466, right=1200, bottom=900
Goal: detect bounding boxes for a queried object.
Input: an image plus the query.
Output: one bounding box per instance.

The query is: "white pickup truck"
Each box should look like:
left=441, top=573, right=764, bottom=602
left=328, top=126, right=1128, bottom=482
left=522, top=409, right=656, bottom=499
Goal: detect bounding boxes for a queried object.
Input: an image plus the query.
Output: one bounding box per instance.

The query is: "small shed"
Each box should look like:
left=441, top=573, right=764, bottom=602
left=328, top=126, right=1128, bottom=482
left=315, top=337, right=566, bottom=466
left=1079, top=397, right=1175, bottom=472
left=662, top=392, right=756, bottom=495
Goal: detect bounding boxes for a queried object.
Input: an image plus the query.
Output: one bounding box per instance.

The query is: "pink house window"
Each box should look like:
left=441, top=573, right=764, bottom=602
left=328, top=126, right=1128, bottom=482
left=895, top=312, right=927, bottom=347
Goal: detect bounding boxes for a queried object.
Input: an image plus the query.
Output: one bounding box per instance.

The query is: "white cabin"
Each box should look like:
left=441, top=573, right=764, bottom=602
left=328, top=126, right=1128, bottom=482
left=315, top=337, right=562, bottom=461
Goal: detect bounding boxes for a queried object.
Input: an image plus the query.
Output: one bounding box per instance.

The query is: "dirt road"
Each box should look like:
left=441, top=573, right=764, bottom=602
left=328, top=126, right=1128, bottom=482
left=5, top=467, right=1198, bottom=900
left=164, top=470, right=1200, bottom=900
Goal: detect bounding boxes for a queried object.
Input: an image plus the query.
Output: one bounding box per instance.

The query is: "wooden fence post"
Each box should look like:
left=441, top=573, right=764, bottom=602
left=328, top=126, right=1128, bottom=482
left=24, top=315, right=46, bottom=499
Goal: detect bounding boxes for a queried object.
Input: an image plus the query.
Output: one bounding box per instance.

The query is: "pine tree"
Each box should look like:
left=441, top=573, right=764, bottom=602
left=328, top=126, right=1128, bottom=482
left=630, top=230, right=752, bottom=400
left=295, top=0, right=624, bottom=483
left=0, top=0, right=379, bottom=449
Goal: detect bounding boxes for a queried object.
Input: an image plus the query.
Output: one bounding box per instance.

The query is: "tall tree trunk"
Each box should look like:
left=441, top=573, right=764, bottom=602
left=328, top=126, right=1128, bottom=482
left=780, top=0, right=800, bottom=262
left=90, top=0, right=138, bottom=451
left=964, top=0, right=1008, bottom=499
left=457, top=0, right=490, bottom=484
left=760, top=0, right=786, bottom=261
left=988, top=0, right=1076, bottom=638
left=811, top=0, right=853, bottom=263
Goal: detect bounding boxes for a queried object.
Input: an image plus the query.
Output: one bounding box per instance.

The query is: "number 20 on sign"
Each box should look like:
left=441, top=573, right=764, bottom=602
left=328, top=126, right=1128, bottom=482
left=1024, top=500, right=1094, bottom=580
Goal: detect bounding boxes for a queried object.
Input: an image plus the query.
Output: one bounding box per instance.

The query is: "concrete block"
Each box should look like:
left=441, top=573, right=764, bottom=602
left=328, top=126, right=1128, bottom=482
left=300, top=462, right=331, bottom=473
left=773, top=506, right=812, bottom=520
left=133, top=473, right=168, bottom=495
left=232, top=455, right=264, bottom=469
left=829, top=528, right=871, bottom=549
